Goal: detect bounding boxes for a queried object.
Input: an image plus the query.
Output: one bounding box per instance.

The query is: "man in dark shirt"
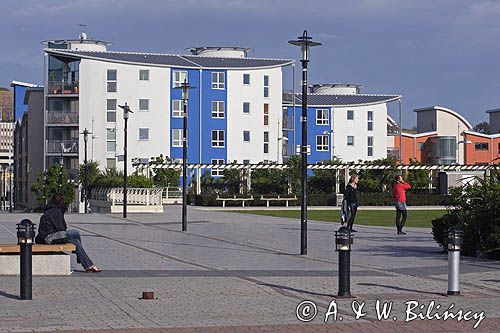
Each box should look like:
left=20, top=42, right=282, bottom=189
left=344, top=175, right=359, bottom=232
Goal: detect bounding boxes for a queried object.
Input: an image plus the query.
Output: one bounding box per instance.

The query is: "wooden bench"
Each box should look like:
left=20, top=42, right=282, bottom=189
left=260, top=195, right=298, bottom=207
left=216, top=195, right=254, bottom=207
left=0, top=243, right=76, bottom=276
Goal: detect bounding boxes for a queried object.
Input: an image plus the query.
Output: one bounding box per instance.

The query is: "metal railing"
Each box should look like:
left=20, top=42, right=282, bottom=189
left=47, top=81, right=79, bottom=95
left=90, top=188, right=163, bottom=206
left=46, top=111, right=79, bottom=125
left=161, top=187, right=181, bottom=204
left=46, top=140, right=79, bottom=154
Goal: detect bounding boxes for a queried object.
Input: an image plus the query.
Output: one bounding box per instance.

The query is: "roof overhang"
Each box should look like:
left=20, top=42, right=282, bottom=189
left=45, top=49, right=294, bottom=70
left=414, top=105, right=472, bottom=130
left=463, top=130, right=500, bottom=139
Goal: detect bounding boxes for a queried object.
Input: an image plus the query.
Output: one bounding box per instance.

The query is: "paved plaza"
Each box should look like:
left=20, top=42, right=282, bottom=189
left=1, top=206, right=500, bottom=332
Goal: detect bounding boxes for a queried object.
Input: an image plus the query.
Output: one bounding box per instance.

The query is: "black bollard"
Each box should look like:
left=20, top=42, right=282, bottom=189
left=335, top=226, right=353, bottom=298
left=17, top=219, right=36, bottom=300
left=447, top=227, right=463, bottom=296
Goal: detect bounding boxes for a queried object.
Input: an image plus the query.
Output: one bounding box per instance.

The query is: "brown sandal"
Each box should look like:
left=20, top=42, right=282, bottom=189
left=85, top=265, right=102, bottom=273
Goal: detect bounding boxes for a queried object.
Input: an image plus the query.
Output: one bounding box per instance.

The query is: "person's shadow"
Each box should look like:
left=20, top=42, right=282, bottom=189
left=0, top=291, right=19, bottom=300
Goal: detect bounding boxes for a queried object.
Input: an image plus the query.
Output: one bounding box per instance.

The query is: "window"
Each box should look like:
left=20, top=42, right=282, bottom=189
left=264, top=75, right=269, bottom=97
left=264, top=103, right=269, bottom=126
left=139, top=128, right=149, bottom=140
left=107, top=69, right=117, bottom=92
left=498, top=143, right=500, bottom=154
left=347, top=110, right=354, bottom=120
left=106, top=99, right=116, bottom=122
left=243, top=74, right=250, bottom=85
left=475, top=143, right=489, bottom=150
left=367, top=111, right=373, bottom=131
left=243, top=131, right=251, bottom=142
left=243, top=159, right=250, bottom=165
left=211, top=130, right=225, bottom=147
left=347, top=136, right=354, bottom=146
left=106, top=158, right=116, bottom=169
left=316, top=135, right=329, bottom=151
left=243, top=102, right=250, bottom=114
left=211, top=101, right=225, bottom=118
left=172, top=100, right=183, bottom=118
left=316, top=109, right=329, bottom=125
left=172, top=129, right=183, bottom=147
left=106, top=129, right=116, bottom=152
left=264, top=131, right=269, bottom=153
left=139, top=99, right=149, bottom=111
left=211, top=159, right=225, bottom=177
left=212, top=72, right=225, bottom=89
left=139, top=70, right=149, bottom=81
left=173, top=70, right=187, bottom=88
left=368, top=136, right=374, bottom=156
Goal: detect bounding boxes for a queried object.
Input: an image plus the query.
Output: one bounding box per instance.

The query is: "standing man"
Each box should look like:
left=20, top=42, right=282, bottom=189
left=344, top=175, right=359, bottom=233
left=392, top=175, right=411, bottom=235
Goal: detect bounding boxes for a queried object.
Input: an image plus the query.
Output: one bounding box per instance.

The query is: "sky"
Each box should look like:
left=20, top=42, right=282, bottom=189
left=1, top=0, right=499, bottom=127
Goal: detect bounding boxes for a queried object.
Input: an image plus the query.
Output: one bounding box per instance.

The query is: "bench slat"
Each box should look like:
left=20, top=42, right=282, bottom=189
left=0, top=244, right=76, bottom=254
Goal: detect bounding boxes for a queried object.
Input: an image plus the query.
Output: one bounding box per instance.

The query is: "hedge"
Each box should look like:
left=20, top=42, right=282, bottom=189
left=190, top=192, right=451, bottom=207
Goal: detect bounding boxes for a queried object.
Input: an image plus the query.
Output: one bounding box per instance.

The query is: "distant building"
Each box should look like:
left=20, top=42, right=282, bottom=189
left=13, top=87, right=44, bottom=211
left=487, top=109, right=500, bottom=134
left=0, top=87, right=14, bottom=121
left=10, top=81, right=40, bottom=121
left=394, top=106, right=499, bottom=165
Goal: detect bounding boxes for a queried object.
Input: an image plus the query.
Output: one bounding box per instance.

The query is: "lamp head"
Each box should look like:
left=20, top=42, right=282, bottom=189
left=288, top=30, right=322, bottom=61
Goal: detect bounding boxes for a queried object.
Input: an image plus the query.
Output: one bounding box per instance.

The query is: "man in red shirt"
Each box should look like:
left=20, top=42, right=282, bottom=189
left=392, top=175, right=411, bottom=235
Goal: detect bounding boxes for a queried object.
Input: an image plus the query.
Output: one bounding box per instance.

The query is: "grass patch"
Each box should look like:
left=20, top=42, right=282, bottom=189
left=230, top=210, right=447, bottom=228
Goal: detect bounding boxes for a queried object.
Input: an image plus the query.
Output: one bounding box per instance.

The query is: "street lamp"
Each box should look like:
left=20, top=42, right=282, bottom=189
left=80, top=128, right=91, bottom=213
left=59, top=143, right=64, bottom=189
left=118, top=102, right=133, bottom=218
left=289, top=30, right=321, bottom=255
left=174, top=79, right=195, bottom=232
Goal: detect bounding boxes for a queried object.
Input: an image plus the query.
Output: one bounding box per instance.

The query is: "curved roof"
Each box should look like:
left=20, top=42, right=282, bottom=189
left=414, top=106, right=472, bottom=129
left=45, top=49, right=294, bottom=70
left=284, top=93, right=400, bottom=107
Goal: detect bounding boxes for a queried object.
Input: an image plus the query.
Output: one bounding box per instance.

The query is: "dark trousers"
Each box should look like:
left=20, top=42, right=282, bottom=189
left=67, top=229, right=94, bottom=270
left=347, top=203, right=358, bottom=230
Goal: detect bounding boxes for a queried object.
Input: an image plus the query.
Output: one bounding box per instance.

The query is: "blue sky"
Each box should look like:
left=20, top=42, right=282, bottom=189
left=1, top=0, right=499, bottom=127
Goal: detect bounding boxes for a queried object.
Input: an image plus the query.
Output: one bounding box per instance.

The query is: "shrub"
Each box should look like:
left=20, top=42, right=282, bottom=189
left=431, top=171, right=500, bottom=259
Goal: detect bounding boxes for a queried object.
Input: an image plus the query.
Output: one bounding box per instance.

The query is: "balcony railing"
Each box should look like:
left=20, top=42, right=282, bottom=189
left=47, top=81, right=79, bottom=95
left=46, top=111, right=79, bottom=125
left=46, top=140, right=79, bottom=154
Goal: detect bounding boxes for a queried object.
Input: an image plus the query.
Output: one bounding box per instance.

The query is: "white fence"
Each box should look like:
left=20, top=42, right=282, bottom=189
left=89, top=188, right=164, bottom=213
left=161, top=187, right=182, bottom=204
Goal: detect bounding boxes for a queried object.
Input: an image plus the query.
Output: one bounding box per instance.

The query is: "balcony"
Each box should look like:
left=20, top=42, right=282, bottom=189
left=46, top=111, right=79, bottom=125
left=46, top=140, right=79, bottom=155
left=47, top=81, right=79, bottom=95
left=387, top=147, right=400, bottom=159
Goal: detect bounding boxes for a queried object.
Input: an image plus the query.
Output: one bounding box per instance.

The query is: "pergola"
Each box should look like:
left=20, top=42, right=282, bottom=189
left=133, top=160, right=498, bottom=195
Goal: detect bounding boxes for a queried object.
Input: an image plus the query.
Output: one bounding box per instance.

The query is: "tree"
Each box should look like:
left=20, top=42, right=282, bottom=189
left=148, top=154, right=181, bottom=187
left=473, top=122, right=491, bottom=134
left=31, top=164, right=75, bottom=206
left=309, top=159, right=342, bottom=194
left=251, top=168, right=288, bottom=194
left=78, top=161, right=102, bottom=193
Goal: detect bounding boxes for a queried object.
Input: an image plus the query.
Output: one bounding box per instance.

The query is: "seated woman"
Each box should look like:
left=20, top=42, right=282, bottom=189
left=35, top=192, right=101, bottom=273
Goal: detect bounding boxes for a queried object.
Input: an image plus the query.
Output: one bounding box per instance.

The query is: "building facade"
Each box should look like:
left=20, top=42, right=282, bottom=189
left=282, top=84, right=400, bottom=163
left=14, top=87, right=44, bottom=210
left=43, top=36, right=292, bottom=185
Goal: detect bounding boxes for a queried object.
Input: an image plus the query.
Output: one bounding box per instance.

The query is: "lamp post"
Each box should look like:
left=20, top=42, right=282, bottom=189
left=335, top=226, right=353, bottom=298
left=118, top=103, right=133, bottom=218
left=17, top=219, right=35, bottom=300
left=9, top=164, right=13, bottom=213
left=447, top=226, right=463, bottom=296
left=457, top=139, right=472, bottom=165
left=59, top=142, right=64, bottom=189
left=289, top=30, right=321, bottom=255
left=174, top=79, right=195, bottom=232
left=80, top=128, right=91, bottom=213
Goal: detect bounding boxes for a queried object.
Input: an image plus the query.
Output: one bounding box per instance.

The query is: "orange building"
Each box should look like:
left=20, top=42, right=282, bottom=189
left=394, top=132, right=437, bottom=164
left=463, top=131, right=500, bottom=165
